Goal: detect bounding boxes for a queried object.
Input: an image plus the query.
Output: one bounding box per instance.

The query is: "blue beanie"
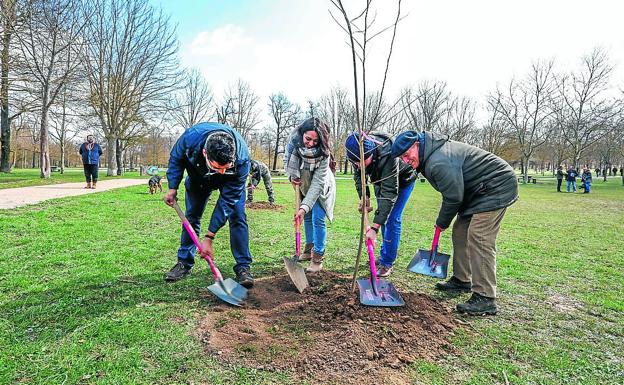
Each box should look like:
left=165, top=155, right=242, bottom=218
left=344, top=132, right=376, bottom=162
left=391, top=131, right=421, bottom=158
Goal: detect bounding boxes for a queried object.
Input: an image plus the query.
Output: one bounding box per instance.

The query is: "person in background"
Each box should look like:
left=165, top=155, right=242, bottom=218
left=284, top=117, right=336, bottom=273
left=566, top=166, right=578, bottom=193
left=556, top=165, right=564, bottom=192
left=247, top=159, right=275, bottom=205
left=79, top=134, right=103, bottom=189
left=581, top=167, right=593, bottom=194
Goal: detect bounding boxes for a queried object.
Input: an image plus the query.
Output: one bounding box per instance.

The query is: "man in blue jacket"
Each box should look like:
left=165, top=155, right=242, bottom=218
left=78, top=135, right=103, bottom=189
left=392, top=131, right=518, bottom=315
left=163, top=122, right=254, bottom=288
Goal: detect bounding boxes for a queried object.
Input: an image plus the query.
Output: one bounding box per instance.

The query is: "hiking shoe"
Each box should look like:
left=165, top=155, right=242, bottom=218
left=456, top=293, right=498, bottom=315
left=306, top=251, right=324, bottom=273
left=164, top=262, right=191, bottom=282
left=236, top=268, right=254, bottom=288
left=299, top=243, right=314, bottom=262
left=377, top=265, right=393, bottom=277
left=435, top=276, right=471, bottom=292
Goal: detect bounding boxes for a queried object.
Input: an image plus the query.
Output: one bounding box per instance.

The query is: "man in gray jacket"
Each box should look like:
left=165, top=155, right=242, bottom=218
left=392, top=131, right=518, bottom=315
left=247, top=159, right=275, bottom=204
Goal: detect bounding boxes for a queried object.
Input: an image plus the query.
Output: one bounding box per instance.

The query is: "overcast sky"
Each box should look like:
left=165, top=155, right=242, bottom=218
left=150, top=0, right=624, bottom=121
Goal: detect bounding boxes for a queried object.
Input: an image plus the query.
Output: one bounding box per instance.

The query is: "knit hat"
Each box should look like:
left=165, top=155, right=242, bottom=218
left=391, top=131, right=421, bottom=158
left=344, top=132, right=376, bottom=162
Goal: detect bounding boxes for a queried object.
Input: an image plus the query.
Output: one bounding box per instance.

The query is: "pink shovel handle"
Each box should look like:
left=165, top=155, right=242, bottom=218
left=295, top=218, right=301, bottom=257
left=173, top=202, right=223, bottom=282
left=431, top=226, right=442, bottom=250
left=366, top=239, right=378, bottom=282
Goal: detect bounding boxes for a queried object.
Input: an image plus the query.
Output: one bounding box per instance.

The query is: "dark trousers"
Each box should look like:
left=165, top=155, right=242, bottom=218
left=556, top=178, right=562, bottom=192
left=176, top=182, right=252, bottom=274
left=83, top=164, right=98, bottom=183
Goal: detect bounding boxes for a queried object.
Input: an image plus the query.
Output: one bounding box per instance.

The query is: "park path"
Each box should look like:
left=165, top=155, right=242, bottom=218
left=0, top=179, right=147, bottom=210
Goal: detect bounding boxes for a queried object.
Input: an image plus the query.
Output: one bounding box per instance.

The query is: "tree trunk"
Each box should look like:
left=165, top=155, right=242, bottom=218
left=106, top=136, right=117, bottom=176
left=39, top=104, right=51, bottom=179
left=0, top=18, right=12, bottom=173
left=116, top=138, right=123, bottom=176
left=272, top=136, right=280, bottom=171
left=60, top=141, right=65, bottom=174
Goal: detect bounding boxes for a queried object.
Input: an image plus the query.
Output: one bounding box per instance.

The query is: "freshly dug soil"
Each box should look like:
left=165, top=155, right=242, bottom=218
left=245, top=201, right=284, bottom=210
left=196, top=272, right=460, bottom=385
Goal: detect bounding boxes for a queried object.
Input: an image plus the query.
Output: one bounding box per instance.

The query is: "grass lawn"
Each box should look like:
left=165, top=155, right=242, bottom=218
left=0, top=175, right=622, bottom=384
left=0, top=168, right=149, bottom=190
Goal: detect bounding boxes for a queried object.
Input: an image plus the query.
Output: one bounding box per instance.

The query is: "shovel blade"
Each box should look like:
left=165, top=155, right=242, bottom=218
left=407, top=249, right=450, bottom=279
left=207, top=278, right=248, bottom=307
left=283, top=256, right=309, bottom=293
left=357, top=278, right=405, bottom=307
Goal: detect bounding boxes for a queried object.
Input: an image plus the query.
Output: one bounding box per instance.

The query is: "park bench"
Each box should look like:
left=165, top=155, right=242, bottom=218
left=518, top=175, right=533, bottom=183
left=50, top=166, right=60, bottom=172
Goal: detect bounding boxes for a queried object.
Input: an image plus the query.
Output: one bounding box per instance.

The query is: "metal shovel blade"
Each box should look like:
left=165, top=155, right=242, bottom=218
left=207, top=278, right=248, bottom=307
left=357, top=278, right=405, bottom=307
left=407, top=249, right=450, bottom=279
left=283, top=256, right=309, bottom=293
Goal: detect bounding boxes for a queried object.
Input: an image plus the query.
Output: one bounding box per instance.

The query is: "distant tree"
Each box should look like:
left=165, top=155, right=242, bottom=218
left=268, top=92, right=300, bottom=170
left=169, top=68, right=213, bottom=130
left=218, top=79, right=261, bottom=142
left=401, top=80, right=450, bottom=132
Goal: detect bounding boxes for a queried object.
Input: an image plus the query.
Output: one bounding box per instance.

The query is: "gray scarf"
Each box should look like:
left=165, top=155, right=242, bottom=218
left=285, top=143, right=324, bottom=180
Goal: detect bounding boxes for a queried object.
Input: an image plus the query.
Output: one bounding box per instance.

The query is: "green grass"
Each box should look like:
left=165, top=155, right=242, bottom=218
left=0, top=168, right=149, bottom=189
left=0, top=175, right=623, bottom=384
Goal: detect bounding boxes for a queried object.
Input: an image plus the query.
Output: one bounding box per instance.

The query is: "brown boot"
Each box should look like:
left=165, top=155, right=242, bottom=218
left=299, top=243, right=313, bottom=261
left=85, top=182, right=92, bottom=189
left=91, top=182, right=97, bottom=189
left=306, top=250, right=323, bottom=273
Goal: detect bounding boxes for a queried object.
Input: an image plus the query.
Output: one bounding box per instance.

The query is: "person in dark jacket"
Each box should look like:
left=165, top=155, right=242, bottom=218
left=392, top=131, right=518, bottom=315
left=581, top=167, right=592, bottom=193
left=344, top=131, right=417, bottom=277
left=163, top=122, right=254, bottom=287
left=556, top=165, right=564, bottom=192
left=247, top=159, right=275, bottom=204
left=78, top=135, right=103, bottom=189
left=566, top=167, right=578, bottom=192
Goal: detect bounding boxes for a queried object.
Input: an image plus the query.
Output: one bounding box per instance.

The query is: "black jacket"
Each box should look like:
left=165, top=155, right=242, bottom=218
left=417, top=131, right=518, bottom=229
left=354, top=131, right=418, bottom=226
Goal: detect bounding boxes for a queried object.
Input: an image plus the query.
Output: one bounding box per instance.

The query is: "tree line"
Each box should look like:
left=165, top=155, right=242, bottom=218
left=2, top=0, right=623, bottom=180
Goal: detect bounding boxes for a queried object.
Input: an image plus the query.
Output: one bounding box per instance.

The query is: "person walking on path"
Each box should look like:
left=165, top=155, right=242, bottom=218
left=163, top=122, right=254, bottom=288
left=556, top=165, right=564, bottom=192
left=344, top=131, right=417, bottom=277
left=566, top=167, right=578, bottom=192
left=581, top=167, right=593, bottom=193
left=284, top=117, right=336, bottom=273
left=247, top=159, right=275, bottom=204
left=79, top=135, right=103, bottom=189
left=392, top=130, right=518, bottom=315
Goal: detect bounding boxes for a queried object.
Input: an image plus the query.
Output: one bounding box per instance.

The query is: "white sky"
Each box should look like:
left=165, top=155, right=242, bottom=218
left=169, top=0, right=624, bottom=122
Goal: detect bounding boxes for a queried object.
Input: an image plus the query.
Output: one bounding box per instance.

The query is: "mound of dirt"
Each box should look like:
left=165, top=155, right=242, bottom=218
left=245, top=201, right=284, bottom=210
left=196, top=272, right=460, bottom=384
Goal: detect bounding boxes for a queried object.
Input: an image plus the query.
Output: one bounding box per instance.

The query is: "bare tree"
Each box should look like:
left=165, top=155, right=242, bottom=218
left=317, top=85, right=352, bottom=169
left=82, top=0, right=180, bottom=176
left=441, top=95, right=476, bottom=143
left=558, top=48, right=620, bottom=168
left=48, top=82, right=80, bottom=173
left=401, top=80, right=450, bottom=132
left=17, top=0, right=86, bottom=178
left=330, top=0, right=404, bottom=290
left=477, top=99, right=509, bottom=155
left=268, top=92, right=300, bottom=170
left=169, top=68, right=213, bottom=130
left=219, top=79, right=261, bottom=142
left=489, top=60, right=557, bottom=183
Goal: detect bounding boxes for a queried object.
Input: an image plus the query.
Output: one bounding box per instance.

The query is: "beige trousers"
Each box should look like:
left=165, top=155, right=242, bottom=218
left=451, top=207, right=507, bottom=298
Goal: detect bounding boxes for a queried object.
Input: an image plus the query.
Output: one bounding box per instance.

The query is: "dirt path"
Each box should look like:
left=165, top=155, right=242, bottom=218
left=0, top=179, right=147, bottom=209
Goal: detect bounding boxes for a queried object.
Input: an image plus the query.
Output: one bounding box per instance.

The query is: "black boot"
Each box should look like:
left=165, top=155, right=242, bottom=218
left=456, top=292, right=498, bottom=315
left=435, top=276, right=471, bottom=292
left=236, top=268, right=254, bottom=288
left=164, top=262, right=191, bottom=282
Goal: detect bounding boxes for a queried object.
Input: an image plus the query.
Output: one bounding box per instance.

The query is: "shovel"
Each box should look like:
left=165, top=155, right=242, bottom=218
left=172, top=201, right=247, bottom=306
left=407, top=226, right=450, bottom=279
left=283, top=184, right=309, bottom=293
left=357, top=239, right=405, bottom=307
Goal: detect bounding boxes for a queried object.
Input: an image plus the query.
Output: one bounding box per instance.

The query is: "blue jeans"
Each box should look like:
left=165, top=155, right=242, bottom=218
left=584, top=182, right=591, bottom=193
left=303, top=201, right=327, bottom=255
left=379, top=181, right=415, bottom=268
left=567, top=180, right=576, bottom=192
left=177, top=182, right=252, bottom=274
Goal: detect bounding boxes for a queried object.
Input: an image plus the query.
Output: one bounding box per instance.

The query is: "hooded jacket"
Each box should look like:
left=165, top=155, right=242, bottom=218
left=416, top=131, right=518, bottom=229
left=166, top=122, right=250, bottom=234
left=79, top=142, right=103, bottom=165
left=353, top=131, right=417, bottom=226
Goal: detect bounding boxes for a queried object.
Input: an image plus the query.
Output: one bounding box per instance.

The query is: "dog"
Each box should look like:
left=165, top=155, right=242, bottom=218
left=148, top=175, right=163, bottom=194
